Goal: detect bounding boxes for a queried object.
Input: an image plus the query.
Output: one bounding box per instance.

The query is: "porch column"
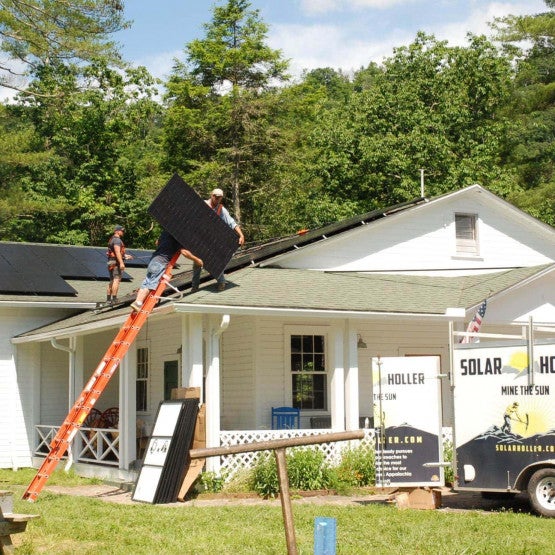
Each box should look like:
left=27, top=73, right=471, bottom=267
left=205, top=314, right=229, bottom=474
left=181, top=314, right=204, bottom=393
left=331, top=325, right=346, bottom=431
left=119, top=347, right=137, bottom=468
left=344, top=323, right=360, bottom=430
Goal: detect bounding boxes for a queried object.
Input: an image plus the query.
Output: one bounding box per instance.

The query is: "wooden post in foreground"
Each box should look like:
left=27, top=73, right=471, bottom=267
left=189, top=429, right=365, bottom=555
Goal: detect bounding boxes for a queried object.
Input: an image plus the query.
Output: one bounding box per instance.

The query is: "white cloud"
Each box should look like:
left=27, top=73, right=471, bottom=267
left=133, top=49, right=183, bottom=81
left=300, top=0, right=417, bottom=15
left=428, top=1, right=546, bottom=46
left=273, top=0, right=546, bottom=79
left=270, top=23, right=404, bottom=78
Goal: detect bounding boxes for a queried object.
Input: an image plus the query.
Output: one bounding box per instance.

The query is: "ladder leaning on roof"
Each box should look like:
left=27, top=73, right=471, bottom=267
left=23, top=252, right=181, bottom=502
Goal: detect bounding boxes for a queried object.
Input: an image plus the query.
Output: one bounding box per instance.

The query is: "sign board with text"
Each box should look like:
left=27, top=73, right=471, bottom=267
left=453, top=341, right=555, bottom=491
left=372, top=356, right=443, bottom=488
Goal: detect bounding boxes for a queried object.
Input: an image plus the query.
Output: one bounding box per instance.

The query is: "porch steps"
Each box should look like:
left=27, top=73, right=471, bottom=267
left=22, top=252, right=181, bottom=502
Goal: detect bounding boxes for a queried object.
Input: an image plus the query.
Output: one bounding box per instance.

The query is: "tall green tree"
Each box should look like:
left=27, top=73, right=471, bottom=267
left=0, top=0, right=129, bottom=97
left=250, top=68, right=359, bottom=238
left=494, top=0, right=555, bottom=224
left=164, top=0, right=289, bottom=230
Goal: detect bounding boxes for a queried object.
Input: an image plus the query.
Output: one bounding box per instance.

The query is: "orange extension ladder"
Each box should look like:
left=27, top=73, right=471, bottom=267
left=23, top=252, right=181, bottom=502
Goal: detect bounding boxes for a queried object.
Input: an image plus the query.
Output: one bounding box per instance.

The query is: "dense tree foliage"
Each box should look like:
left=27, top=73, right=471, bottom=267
left=0, top=0, right=128, bottom=97
left=309, top=33, right=515, bottom=214
left=494, top=0, right=555, bottom=224
left=0, top=0, right=554, bottom=247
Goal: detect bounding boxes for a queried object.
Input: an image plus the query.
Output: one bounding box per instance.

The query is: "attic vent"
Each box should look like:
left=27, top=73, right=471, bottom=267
left=455, top=213, right=479, bottom=255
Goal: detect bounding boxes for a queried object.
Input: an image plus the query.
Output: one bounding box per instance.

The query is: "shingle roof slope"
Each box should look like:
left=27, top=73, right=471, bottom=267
left=180, top=265, right=551, bottom=314
left=15, top=262, right=552, bottom=340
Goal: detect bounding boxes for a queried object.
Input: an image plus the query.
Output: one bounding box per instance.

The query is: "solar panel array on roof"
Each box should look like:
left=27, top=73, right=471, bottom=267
left=0, top=246, right=77, bottom=295
left=148, top=173, right=239, bottom=279
left=0, top=243, right=151, bottom=296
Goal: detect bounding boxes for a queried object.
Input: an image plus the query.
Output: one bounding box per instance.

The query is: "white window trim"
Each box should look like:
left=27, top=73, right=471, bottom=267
left=284, top=325, right=331, bottom=412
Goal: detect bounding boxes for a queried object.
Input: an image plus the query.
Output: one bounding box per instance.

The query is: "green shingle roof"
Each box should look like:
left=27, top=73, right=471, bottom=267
left=14, top=264, right=553, bottom=341
left=181, top=265, right=553, bottom=314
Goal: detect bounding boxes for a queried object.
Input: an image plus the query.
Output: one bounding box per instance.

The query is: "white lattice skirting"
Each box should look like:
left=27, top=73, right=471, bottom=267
left=219, top=427, right=453, bottom=480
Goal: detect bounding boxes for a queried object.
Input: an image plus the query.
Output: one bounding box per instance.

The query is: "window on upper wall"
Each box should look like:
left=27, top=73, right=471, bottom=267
left=290, top=334, right=327, bottom=410
left=455, top=213, right=479, bottom=256
left=136, top=347, right=149, bottom=412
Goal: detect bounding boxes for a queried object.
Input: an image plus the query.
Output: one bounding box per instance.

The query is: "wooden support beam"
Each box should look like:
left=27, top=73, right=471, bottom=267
left=189, top=429, right=364, bottom=555
left=275, top=448, right=297, bottom=555
left=190, top=429, right=364, bottom=459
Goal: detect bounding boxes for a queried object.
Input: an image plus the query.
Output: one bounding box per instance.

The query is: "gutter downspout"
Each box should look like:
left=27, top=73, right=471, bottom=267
left=50, top=337, right=76, bottom=471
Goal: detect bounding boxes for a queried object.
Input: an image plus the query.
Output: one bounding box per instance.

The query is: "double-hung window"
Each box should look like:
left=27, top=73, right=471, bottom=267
left=289, top=332, right=327, bottom=410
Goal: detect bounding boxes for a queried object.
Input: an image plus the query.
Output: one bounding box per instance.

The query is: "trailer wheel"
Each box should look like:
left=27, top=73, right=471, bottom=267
left=527, top=468, right=555, bottom=517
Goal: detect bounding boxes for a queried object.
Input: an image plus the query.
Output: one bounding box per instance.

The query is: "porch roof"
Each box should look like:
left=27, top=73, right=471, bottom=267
left=177, top=264, right=553, bottom=315
left=12, top=263, right=553, bottom=342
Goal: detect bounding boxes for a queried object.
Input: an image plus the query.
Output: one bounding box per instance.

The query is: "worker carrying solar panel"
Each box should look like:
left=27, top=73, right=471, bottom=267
left=190, top=188, right=245, bottom=292
left=106, top=225, right=133, bottom=304
left=130, top=230, right=203, bottom=312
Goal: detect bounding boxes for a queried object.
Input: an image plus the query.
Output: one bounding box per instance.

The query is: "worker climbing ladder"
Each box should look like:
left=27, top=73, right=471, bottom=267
left=23, top=252, right=181, bottom=502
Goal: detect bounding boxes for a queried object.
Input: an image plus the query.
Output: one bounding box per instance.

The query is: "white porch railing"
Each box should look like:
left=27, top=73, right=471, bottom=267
left=219, top=427, right=453, bottom=479
left=35, top=425, right=120, bottom=466
left=34, top=424, right=453, bottom=476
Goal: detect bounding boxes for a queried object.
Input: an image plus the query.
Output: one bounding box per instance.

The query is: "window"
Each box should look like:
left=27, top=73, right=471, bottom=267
left=136, top=347, right=149, bottom=412
left=455, top=213, right=478, bottom=255
left=290, top=334, right=327, bottom=410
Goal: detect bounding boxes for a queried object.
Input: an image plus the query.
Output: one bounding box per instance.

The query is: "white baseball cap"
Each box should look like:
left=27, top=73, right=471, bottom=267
left=211, top=188, right=224, bottom=197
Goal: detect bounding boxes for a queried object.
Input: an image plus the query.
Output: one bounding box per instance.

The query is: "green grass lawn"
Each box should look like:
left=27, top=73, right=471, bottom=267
left=2, top=469, right=553, bottom=554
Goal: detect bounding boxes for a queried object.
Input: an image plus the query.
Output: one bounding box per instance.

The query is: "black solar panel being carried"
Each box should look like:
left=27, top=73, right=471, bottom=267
left=148, top=173, right=239, bottom=280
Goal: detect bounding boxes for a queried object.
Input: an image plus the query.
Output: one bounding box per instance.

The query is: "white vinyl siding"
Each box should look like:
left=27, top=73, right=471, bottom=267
left=268, top=188, right=554, bottom=274
left=221, top=316, right=256, bottom=430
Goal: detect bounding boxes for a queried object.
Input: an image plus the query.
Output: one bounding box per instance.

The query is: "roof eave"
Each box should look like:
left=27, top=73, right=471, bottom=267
left=173, top=302, right=467, bottom=320
left=0, top=301, right=97, bottom=309
left=11, top=303, right=175, bottom=344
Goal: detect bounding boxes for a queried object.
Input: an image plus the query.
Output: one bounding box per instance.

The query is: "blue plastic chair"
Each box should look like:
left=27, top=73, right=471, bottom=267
left=271, top=406, right=300, bottom=429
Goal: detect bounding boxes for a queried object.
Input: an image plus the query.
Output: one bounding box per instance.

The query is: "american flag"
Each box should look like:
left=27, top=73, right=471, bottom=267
left=460, top=300, right=487, bottom=343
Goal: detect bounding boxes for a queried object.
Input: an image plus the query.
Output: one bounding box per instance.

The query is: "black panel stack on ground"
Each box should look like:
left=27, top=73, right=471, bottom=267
left=153, top=398, right=199, bottom=504
left=148, top=173, right=239, bottom=280
left=133, top=399, right=200, bottom=504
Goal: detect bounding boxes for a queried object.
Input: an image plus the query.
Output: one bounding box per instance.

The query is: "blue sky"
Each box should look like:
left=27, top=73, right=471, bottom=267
left=116, top=0, right=547, bottom=82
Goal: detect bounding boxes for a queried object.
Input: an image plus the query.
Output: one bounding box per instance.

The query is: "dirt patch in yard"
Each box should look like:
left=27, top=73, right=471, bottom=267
left=42, top=484, right=534, bottom=514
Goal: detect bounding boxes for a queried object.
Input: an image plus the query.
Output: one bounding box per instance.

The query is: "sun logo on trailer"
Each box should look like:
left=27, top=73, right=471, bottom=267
left=502, top=351, right=529, bottom=379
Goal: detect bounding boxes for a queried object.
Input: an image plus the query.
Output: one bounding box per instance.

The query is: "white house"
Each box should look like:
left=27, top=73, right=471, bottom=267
left=4, top=184, right=555, bottom=481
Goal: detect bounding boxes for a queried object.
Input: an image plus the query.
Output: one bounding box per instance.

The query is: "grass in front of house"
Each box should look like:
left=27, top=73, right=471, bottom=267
left=1, top=469, right=553, bottom=554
